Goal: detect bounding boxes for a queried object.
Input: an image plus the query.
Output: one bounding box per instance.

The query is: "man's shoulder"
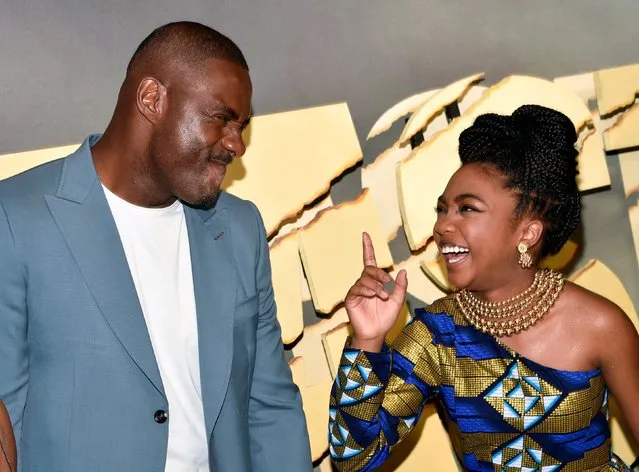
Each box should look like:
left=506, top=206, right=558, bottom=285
left=216, top=191, right=255, bottom=213
left=191, top=192, right=265, bottom=253
left=0, top=158, right=65, bottom=205
left=216, top=192, right=262, bottom=228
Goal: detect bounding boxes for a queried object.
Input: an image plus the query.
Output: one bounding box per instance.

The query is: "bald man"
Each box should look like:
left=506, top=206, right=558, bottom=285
left=0, top=22, right=312, bottom=472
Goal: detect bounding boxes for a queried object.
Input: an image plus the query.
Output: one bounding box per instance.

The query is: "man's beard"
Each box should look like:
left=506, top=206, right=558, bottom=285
left=195, top=188, right=221, bottom=210
left=194, top=150, right=233, bottom=209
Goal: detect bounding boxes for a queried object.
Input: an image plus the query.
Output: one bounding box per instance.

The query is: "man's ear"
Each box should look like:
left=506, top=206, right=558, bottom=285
left=136, top=77, right=166, bottom=124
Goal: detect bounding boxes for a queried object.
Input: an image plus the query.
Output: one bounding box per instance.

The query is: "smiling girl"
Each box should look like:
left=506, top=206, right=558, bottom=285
left=329, top=105, right=639, bottom=471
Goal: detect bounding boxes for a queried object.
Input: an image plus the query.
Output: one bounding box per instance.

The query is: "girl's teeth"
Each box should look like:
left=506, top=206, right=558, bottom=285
left=442, top=246, right=469, bottom=254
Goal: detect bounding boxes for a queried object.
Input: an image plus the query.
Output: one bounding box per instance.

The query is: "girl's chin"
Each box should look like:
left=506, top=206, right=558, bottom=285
left=445, top=273, right=472, bottom=291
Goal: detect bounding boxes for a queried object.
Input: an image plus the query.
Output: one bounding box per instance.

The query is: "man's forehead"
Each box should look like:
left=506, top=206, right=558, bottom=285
left=201, top=58, right=251, bottom=83
left=180, top=69, right=250, bottom=108
left=192, top=62, right=250, bottom=92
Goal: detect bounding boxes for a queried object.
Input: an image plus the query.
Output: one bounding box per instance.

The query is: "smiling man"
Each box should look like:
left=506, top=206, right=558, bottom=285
left=0, top=22, right=311, bottom=472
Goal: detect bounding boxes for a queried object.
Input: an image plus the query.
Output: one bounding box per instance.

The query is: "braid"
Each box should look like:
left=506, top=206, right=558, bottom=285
left=458, top=105, right=580, bottom=257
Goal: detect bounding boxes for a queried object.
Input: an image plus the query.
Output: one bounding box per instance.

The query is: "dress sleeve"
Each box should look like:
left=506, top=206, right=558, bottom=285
left=329, top=311, right=443, bottom=471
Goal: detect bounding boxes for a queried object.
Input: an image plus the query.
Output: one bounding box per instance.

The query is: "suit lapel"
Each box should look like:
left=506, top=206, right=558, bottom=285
left=45, top=136, right=164, bottom=398
left=186, top=206, right=236, bottom=437
left=45, top=136, right=238, bottom=428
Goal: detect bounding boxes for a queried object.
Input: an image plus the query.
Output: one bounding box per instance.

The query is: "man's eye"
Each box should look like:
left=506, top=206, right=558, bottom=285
left=434, top=206, right=445, bottom=214
left=460, top=205, right=476, bottom=212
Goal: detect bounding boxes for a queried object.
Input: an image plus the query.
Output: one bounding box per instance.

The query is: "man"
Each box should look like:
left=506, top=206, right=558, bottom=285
left=0, top=21, right=312, bottom=471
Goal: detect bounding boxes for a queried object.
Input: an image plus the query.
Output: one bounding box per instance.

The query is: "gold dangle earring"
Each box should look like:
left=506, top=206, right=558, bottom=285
left=518, top=243, right=533, bottom=269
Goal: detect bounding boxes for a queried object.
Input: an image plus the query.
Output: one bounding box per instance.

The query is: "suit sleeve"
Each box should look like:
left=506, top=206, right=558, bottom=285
left=0, top=201, right=29, bottom=451
left=329, top=314, right=442, bottom=472
left=246, top=203, right=313, bottom=472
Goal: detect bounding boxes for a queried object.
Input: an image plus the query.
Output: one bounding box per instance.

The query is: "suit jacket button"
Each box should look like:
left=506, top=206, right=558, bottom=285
left=154, top=409, right=168, bottom=424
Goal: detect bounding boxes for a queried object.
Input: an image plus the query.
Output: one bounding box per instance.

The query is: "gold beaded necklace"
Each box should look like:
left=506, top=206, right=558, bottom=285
left=456, top=268, right=564, bottom=337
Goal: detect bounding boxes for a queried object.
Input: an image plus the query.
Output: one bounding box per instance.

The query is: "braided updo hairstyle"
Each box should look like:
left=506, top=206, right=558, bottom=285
left=458, top=104, right=580, bottom=258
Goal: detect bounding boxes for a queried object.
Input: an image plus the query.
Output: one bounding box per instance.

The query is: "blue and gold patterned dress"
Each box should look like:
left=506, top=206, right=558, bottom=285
left=329, top=295, right=630, bottom=471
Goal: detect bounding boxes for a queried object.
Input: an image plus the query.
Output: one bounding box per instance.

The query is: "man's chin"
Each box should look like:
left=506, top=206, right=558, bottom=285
left=182, top=190, right=221, bottom=210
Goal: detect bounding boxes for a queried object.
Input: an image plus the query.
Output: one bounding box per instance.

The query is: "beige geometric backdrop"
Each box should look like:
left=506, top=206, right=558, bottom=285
left=1, top=64, right=638, bottom=470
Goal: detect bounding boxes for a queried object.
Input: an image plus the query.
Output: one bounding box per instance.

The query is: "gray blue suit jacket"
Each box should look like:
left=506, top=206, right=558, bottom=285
left=0, top=135, right=312, bottom=471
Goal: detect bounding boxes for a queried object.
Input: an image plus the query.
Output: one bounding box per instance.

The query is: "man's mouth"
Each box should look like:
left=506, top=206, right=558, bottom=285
left=208, top=153, right=233, bottom=165
left=440, top=244, right=470, bottom=265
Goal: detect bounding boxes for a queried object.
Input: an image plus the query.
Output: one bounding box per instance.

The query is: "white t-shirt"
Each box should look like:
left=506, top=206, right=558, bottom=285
left=103, top=185, right=209, bottom=472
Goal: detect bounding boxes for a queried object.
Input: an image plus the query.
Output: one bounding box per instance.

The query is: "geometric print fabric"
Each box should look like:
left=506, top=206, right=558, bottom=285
left=491, top=434, right=560, bottom=472
left=484, top=360, right=562, bottom=433
left=328, top=296, right=630, bottom=471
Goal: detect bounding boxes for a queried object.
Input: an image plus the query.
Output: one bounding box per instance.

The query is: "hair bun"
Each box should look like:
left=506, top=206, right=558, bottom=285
left=510, top=105, right=579, bottom=197
left=458, top=104, right=581, bottom=257
left=512, top=105, right=578, bottom=165
left=464, top=113, right=521, bottom=146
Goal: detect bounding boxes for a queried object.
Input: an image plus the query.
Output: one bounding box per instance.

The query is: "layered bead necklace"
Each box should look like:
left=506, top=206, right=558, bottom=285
left=456, top=268, right=564, bottom=337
